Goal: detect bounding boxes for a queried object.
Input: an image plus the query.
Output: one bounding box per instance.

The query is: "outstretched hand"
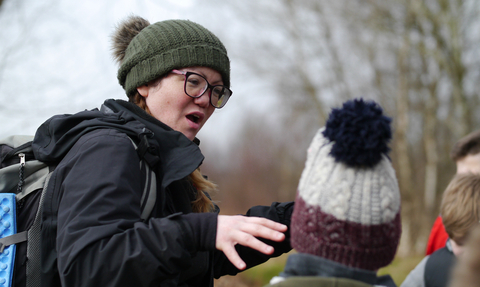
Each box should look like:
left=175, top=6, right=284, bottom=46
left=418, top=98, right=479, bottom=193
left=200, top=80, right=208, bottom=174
left=216, top=215, right=287, bottom=270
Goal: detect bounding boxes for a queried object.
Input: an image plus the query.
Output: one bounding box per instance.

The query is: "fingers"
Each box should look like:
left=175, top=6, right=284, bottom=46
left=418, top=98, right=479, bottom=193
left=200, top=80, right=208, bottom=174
left=245, top=217, right=288, bottom=237
left=233, top=228, right=275, bottom=254
left=221, top=240, right=247, bottom=270
left=216, top=215, right=288, bottom=270
left=234, top=221, right=285, bottom=246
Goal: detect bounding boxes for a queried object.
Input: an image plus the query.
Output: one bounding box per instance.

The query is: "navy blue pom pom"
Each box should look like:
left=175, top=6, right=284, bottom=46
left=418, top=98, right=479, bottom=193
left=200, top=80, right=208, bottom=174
left=322, top=98, right=392, bottom=167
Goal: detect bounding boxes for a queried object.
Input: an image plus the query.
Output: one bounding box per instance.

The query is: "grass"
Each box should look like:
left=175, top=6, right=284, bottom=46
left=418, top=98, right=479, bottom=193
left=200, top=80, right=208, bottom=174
left=241, top=253, right=290, bottom=286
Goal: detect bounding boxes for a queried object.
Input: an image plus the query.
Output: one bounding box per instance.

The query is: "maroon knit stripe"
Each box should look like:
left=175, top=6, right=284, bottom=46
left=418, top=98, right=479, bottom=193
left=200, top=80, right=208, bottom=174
left=291, top=196, right=401, bottom=271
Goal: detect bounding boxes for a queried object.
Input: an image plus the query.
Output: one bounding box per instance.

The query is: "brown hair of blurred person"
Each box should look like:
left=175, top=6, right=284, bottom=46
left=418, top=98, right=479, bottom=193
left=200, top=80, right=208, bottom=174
left=450, top=130, right=480, bottom=174
left=441, top=173, right=480, bottom=248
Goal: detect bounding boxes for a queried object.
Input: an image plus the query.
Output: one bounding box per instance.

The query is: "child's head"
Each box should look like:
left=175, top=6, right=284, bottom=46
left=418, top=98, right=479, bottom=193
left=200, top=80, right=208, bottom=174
left=450, top=129, right=480, bottom=163
left=441, top=173, right=480, bottom=247
left=450, top=130, right=480, bottom=175
left=290, top=98, right=401, bottom=271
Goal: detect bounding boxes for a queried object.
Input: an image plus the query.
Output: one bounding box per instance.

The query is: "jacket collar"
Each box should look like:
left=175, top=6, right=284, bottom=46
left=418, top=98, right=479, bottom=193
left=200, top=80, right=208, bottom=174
left=280, top=253, right=396, bottom=287
left=102, top=99, right=202, bottom=144
left=102, top=99, right=204, bottom=188
left=33, top=98, right=204, bottom=190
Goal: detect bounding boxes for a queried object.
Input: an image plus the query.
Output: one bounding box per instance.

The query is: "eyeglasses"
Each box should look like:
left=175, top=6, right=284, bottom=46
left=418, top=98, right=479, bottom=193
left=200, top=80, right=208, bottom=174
left=171, top=69, right=232, bottom=109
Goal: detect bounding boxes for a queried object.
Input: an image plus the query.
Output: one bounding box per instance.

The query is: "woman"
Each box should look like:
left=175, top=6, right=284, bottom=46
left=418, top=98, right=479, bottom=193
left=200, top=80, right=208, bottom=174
left=32, top=16, right=293, bottom=287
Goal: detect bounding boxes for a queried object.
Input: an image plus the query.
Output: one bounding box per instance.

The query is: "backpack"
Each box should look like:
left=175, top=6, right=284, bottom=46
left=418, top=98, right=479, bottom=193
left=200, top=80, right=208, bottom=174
left=0, top=134, right=157, bottom=287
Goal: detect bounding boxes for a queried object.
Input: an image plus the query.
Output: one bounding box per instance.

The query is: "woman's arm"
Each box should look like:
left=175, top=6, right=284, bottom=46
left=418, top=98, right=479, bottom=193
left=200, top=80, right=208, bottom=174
left=55, top=128, right=293, bottom=285
left=55, top=129, right=216, bottom=287
left=214, top=201, right=294, bottom=277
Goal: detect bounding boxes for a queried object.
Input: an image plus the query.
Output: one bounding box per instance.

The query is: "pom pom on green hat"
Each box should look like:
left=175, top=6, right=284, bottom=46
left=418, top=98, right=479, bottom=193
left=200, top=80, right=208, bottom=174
left=117, top=19, right=230, bottom=97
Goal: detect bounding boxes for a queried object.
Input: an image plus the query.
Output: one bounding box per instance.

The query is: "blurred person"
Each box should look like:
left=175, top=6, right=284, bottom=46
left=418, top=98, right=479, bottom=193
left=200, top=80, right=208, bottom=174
left=426, top=129, right=480, bottom=255
left=401, top=173, right=480, bottom=287
left=264, top=99, right=401, bottom=287
left=448, top=225, right=480, bottom=287
left=29, top=15, right=294, bottom=287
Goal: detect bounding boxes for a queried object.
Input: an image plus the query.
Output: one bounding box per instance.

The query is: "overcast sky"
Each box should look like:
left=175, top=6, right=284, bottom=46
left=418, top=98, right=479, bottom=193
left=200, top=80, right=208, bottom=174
left=0, top=0, right=271, bottom=151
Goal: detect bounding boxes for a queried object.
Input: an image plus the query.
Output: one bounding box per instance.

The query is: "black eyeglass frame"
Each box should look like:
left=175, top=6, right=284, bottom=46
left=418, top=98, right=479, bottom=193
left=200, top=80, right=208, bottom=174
left=171, top=69, right=233, bottom=109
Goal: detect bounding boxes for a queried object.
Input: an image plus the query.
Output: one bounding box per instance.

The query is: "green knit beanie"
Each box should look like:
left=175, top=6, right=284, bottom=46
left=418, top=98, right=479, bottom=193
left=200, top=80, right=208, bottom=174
left=117, top=19, right=230, bottom=97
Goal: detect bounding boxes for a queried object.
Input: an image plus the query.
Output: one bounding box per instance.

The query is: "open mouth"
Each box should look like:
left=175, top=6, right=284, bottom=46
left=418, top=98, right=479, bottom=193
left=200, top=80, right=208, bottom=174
left=186, top=114, right=201, bottom=124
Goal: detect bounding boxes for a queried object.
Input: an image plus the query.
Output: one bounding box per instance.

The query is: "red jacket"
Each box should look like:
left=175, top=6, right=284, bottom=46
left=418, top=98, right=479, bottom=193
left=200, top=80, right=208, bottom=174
left=425, top=216, right=448, bottom=255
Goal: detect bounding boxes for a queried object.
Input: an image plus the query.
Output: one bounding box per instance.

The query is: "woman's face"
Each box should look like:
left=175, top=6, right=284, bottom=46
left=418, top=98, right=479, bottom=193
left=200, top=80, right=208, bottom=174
left=137, top=67, right=220, bottom=141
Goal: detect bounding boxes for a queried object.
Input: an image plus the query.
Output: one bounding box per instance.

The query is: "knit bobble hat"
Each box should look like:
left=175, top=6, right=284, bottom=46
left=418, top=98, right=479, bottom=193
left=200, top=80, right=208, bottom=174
left=291, top=98, right=401, bottom=271
left=117, top=19, right=230, bottom=97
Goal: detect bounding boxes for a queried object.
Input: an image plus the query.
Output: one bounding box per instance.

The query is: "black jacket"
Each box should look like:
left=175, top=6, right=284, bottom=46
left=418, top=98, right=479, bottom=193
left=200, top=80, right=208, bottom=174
left=33, top=99, right=293, bottom=287
left=424, top=246, right=455, bottom=287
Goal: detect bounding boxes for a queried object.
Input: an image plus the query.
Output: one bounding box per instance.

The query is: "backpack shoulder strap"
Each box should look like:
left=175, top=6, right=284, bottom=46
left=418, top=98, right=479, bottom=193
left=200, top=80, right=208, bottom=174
left=126, top=135, right=157, bottom=221
left=139, top=160, right=157, bottom=221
